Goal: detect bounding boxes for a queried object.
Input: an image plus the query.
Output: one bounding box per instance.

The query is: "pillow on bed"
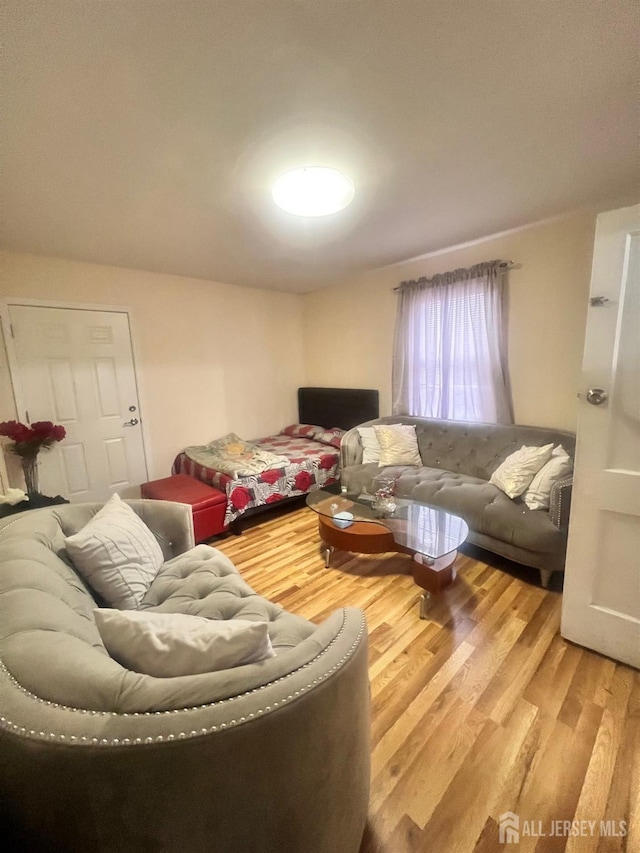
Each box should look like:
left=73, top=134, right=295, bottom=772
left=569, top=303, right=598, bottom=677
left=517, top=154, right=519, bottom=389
left=280, top=424, right=317, bottom=439
left=312, top=427, right=345, bottom=448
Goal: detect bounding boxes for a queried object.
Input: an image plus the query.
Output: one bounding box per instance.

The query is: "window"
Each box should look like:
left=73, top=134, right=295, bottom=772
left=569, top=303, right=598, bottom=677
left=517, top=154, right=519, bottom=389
left=392, top=261, right=512, bottom=423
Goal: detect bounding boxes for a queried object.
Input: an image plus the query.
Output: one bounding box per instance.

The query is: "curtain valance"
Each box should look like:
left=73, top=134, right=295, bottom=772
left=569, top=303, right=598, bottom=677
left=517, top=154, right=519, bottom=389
left=397, top=259, right=505, bottom=292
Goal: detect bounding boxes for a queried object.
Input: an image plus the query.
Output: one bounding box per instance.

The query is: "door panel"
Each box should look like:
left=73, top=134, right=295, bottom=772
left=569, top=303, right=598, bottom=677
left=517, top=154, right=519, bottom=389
left=47, top=358, right=79, bottom=421
left=561, top=205, right=640, bottom=669
left=61, top=442, right=90, bottom=496
left=9, top=305, right=148, bottom=502
left=94, top=358, right=120, bottom=417
left=104, top=437, right=129, bottom=487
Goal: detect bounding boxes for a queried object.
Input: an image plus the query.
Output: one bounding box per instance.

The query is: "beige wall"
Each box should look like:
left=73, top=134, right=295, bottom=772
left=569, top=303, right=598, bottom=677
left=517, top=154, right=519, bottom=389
left=302, top=212, right=596, bottom=431
left=0, top=211, right=596, bottom=494
left=0, top=252, right=306, bottom=483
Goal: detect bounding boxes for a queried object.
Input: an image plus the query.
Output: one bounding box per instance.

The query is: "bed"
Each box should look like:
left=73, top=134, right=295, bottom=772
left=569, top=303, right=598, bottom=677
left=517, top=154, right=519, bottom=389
left=172, top=387, right=379, bottom=528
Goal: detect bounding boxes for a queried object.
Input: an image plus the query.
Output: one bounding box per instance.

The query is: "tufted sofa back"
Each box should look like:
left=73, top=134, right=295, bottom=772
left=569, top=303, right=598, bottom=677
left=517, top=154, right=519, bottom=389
left=0, top=501, right=321, bottom=714
left=0, top=500, right=194, bottom=712
left=342, top=416, right=576, bottom=481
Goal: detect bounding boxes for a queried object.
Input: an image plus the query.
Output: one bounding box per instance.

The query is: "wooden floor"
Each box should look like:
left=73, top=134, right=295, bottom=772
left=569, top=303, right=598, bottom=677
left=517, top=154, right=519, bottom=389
left=215, top=505, right=639, bottom=853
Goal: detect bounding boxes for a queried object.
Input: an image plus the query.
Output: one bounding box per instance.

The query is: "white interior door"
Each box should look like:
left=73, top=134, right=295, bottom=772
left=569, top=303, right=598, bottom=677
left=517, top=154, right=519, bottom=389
left=8, top=305, right=148, bottom=502
left=561, top=204, right=640, bottom=669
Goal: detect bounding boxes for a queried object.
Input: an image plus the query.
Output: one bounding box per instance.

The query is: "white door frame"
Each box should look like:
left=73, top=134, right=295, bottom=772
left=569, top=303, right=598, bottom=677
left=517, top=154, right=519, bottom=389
left=0, top=297, right=152, bottom=485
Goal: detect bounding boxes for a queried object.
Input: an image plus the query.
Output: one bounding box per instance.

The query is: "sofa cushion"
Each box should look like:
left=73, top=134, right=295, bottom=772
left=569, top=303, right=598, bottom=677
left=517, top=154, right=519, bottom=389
left=489, top=444, right=554, bottom=498
left=358, top=424, right=401, bottom=464
left=523, top=445, right=573, bottom=510
left=64, top=493, right=164, bottom=609
left=374, top=424, right=421, bottom=466
left=94, top=608, right=275, bottom=677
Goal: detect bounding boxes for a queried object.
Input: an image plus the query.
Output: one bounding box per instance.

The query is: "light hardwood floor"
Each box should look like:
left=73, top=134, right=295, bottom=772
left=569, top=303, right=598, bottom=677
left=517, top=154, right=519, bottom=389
left=215, top=504, right=639, bottom=853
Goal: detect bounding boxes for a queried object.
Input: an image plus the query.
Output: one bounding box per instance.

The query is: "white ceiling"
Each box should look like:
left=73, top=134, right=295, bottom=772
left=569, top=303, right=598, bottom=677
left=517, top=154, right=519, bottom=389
left=2, top=1, right=638, bottom=293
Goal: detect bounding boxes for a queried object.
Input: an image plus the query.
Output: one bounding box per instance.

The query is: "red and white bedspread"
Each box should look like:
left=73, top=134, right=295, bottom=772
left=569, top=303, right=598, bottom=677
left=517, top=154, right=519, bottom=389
left=172, top=430, right=341, bottom=525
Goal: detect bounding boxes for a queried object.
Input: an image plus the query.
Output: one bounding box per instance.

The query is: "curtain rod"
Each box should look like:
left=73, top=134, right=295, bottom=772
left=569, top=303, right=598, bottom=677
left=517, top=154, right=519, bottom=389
left=393, top=260, right=516, bottom=291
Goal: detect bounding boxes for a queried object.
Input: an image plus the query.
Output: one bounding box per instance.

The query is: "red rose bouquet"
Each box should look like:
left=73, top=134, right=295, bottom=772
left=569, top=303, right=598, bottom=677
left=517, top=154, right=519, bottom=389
left=0, top=420, right=66, bottom=494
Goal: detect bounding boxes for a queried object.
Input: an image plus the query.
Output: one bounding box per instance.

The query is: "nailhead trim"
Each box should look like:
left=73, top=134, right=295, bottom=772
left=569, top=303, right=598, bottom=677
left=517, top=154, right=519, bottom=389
left=551, top=491, right=561, bottom=528
left=0, top=613, right=365, bottom=747
left=550, top=476, right=572, bottom=529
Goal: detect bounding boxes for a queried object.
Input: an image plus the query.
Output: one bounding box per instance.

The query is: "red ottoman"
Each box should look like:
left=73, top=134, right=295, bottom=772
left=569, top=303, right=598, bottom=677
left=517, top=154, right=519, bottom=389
left=141, top=474, right=228, bottom=543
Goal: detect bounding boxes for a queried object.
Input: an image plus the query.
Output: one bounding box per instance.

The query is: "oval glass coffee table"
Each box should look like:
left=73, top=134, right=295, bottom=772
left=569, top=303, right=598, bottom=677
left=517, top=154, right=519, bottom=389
left=307, top=484, right=469, bottom=619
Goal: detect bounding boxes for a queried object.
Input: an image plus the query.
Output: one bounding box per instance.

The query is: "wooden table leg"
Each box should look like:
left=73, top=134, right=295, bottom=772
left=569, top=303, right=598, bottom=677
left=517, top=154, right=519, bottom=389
left=317, top=516, right=460, bottom=619
left=412, top=551, right=458, bottom=619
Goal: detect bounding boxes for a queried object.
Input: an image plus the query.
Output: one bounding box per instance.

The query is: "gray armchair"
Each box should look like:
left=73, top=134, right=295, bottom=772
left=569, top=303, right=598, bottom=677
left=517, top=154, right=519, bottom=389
left=0, top=500, right=370, bottom=853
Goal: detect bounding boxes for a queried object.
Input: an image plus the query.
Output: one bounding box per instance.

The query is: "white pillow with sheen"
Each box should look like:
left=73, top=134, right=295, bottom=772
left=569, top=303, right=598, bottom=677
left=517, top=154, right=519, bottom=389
left=523, top=445, right=573, bottom=510
left=490, top=443, right=554, bottom=499
left=357, top=424, right=401, bottom=464
left=94, top=609, right=275, bottom=677
left=65, top=493, right=164, bottom=610
left=374, top=424, right=422, bottom=466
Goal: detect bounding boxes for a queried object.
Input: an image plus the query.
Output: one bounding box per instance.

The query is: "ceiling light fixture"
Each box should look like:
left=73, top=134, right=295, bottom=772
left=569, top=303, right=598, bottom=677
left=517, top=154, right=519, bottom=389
left=272, top=166, right=355, bottom=216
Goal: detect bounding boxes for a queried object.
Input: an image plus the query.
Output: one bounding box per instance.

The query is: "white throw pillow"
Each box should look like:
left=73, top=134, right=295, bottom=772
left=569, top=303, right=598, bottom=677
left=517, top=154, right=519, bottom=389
left=65, top=493, right=164, bottom=610
left=357, top=424, right=401, bottom=464
left=374, top=424, right=422, bottom=466
left=490, top=443, right=554, bottom=499
left=523, top=445, right=573, bottom=510
left=94, top=609, right=275, bottom=677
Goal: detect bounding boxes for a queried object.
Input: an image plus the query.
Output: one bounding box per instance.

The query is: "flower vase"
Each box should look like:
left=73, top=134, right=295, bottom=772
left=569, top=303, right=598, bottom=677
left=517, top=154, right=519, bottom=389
left=21, top=455, right=40, bottom=495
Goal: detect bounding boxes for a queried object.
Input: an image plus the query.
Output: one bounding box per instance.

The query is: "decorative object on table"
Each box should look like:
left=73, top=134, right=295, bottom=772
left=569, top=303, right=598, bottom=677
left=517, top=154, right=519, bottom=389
left=0, top=419, right=66, bottom=495
left=332, top=510, right=354, bottom=529
left=373, top=476, right=397, bottom=513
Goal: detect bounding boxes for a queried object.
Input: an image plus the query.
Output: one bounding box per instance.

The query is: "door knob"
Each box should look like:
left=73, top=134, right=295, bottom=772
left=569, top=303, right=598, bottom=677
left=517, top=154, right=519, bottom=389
left=586, top=388, right=608, bottom=406
left=123, top=417, right=139, bottom=426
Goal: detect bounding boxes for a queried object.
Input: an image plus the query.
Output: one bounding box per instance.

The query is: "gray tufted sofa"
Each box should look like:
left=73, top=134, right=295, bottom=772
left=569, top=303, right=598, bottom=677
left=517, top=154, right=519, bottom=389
left=341, top=416, right=576, bottom=587
left=0, top=500, right=370, bottom=853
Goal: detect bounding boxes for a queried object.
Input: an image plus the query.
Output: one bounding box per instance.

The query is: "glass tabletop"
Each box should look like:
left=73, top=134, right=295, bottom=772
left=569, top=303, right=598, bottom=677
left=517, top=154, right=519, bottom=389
left=306, top=484, right=469, bottom=560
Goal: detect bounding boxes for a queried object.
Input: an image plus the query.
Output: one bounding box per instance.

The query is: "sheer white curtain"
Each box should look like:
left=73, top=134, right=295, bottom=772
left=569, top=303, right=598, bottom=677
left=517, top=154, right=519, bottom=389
left=392, top=261, right=513, bottom=423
